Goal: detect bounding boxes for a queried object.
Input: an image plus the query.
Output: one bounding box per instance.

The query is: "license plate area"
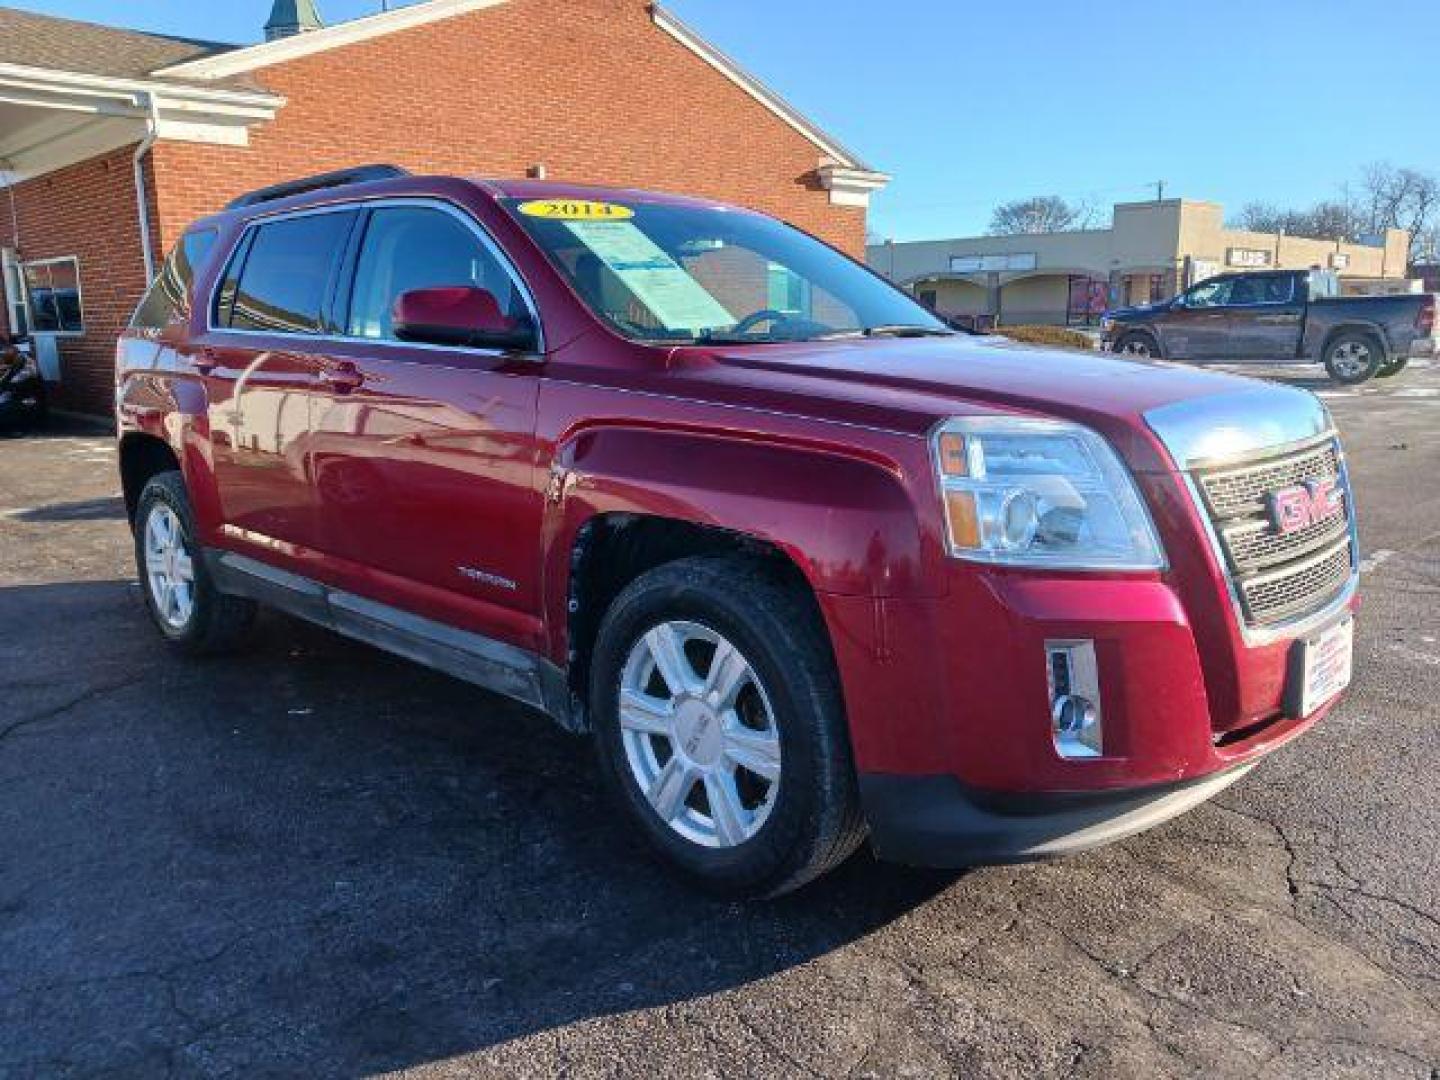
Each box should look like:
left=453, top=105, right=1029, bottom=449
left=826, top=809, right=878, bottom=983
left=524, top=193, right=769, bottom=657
left=1284, top=615, right=1354, bottom=718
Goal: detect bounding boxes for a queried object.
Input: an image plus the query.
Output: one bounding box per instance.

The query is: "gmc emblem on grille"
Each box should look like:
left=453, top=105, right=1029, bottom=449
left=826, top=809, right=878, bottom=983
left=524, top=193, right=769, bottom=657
left=1268, top=477, right=1342, bottom=534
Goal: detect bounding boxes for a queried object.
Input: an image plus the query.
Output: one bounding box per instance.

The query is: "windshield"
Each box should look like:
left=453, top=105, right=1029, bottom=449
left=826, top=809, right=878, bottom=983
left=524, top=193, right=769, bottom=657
left=503, top=197, right=949, bottom=344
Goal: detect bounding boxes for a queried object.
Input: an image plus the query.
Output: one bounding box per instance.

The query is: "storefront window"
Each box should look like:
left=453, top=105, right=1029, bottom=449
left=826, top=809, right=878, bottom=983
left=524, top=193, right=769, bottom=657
left=1066, top=276, right=1107, bottom=326
left=23, top=257, right=84, bottom=335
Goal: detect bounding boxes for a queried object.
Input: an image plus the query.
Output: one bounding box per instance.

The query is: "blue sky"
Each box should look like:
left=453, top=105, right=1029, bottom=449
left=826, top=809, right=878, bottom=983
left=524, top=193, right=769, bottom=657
left=19, top=0, right=1440, bottom=240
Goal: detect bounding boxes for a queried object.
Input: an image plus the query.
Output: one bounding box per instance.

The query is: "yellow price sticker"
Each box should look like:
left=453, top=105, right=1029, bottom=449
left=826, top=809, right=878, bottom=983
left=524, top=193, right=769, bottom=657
left=517, top=199, right=635, bottom=221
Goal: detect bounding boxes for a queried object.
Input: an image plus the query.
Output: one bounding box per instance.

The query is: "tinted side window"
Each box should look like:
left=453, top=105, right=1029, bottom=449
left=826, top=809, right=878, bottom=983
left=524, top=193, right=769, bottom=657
left=228, top=212, right=354, bottom=334
left=345, top=206, right=527, bottom=340
left=1186, top=279, right=1234, bottom=308
left=132, top=229, right=217, bottom=330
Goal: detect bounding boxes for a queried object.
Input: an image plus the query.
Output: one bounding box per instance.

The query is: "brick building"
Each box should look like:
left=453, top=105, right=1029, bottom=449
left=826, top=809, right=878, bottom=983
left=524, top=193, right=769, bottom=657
left=0, top=0, right=887, bottom=414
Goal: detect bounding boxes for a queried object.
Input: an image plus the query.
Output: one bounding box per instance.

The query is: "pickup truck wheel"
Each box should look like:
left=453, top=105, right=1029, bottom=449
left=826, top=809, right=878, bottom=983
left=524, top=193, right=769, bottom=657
left=1113, top=332, right=1161, bottom=360
left=134, top=471, right=256, bottom=654
left=590, top=556, right=865, bottom=897
left=1375, top=356, right=1410, bottom=379
left=1323, top=332, right=1384, bottom=384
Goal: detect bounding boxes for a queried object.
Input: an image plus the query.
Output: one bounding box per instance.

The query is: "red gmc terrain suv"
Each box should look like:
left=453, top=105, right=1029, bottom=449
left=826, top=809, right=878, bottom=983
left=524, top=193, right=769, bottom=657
left=117, top=167, right=1359, bottom=896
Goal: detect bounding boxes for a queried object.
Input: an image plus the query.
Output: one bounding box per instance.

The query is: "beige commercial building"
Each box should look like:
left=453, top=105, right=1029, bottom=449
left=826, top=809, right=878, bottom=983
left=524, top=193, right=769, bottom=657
left=868, top=198, right=1411, bottom=328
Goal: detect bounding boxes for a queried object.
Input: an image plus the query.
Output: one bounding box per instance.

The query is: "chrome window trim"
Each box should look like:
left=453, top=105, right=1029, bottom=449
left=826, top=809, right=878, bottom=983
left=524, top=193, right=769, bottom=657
left=205, top=195, right=544, bottom=356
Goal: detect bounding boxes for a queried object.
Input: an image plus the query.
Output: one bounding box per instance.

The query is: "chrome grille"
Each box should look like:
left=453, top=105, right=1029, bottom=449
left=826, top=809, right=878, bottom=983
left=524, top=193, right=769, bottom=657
left=1199, top=442, right=1342, bottom=519
left=1236, top=539, right=1353, bottom=625
left=1193, top=437, right=1355, bottom=628
left=1218, top=494, right=1349, bottom=570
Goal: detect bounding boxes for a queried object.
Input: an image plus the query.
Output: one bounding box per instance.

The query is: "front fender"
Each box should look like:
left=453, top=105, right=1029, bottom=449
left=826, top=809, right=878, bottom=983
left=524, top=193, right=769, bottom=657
left=540, top=422, right=943, bottom=622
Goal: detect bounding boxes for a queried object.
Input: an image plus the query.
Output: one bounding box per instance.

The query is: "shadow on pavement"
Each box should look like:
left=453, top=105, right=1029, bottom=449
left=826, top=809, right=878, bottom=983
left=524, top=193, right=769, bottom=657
left=8, top=495, right=126, bottom=522
left=0, top=579, right=958, bottom=1076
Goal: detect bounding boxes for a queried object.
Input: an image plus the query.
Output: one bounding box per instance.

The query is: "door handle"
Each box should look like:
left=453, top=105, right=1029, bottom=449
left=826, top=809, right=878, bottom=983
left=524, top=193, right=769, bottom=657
left=319, top=362, right=364, bottom=393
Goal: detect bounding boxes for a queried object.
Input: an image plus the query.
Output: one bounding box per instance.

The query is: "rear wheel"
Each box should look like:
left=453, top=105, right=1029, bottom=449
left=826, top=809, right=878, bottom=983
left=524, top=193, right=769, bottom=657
left=590, top=556, right=865, bottom=897
left=1113, top=331, right=1161, bottom=360
left=134, top=471, right=256, bottom=654
left=1323, top=332, right=1384, bottom=384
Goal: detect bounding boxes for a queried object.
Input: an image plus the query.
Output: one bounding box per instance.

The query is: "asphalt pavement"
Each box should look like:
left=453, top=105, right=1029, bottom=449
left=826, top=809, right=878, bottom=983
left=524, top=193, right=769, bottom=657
left=1, top=358, right=1437, bottom=1078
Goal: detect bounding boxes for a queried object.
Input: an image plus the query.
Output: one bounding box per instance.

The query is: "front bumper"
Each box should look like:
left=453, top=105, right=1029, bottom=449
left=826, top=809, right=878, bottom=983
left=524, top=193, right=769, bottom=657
left=860, top=762, right=1253, bottom=866
left=821, top=560, right=1350, bottom=865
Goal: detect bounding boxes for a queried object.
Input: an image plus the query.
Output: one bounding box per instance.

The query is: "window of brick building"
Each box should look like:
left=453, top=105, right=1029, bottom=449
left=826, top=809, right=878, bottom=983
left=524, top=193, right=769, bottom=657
left=22, top=257, right=84, bottom=335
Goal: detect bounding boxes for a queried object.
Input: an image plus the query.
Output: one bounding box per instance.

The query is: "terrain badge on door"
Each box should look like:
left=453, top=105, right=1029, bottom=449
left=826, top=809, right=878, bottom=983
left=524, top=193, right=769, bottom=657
left=458, top=565, right=518, bottom=591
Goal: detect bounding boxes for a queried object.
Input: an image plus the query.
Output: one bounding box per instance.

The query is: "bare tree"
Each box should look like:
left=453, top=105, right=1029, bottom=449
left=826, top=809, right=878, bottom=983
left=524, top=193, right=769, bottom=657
left=1232, top=200, right=1363, bottom=241
left=988, top=196, right=1086, bottom=235
left=1356, top=164, right=1439, bottom=265
left=1230, top=164, right=1440, bottom=267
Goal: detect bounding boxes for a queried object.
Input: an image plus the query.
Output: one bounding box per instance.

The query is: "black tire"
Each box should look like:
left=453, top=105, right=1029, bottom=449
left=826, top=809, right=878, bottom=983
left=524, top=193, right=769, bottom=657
left=1113, top=331, right=1161, bottom=360
left=589, top=555, right=866, bottom=897
left=133, top=471, right=256, bottom=654
left=1323, top=331, right=1384, bottom=385
left=1376, top=356, right=1410, bottom=379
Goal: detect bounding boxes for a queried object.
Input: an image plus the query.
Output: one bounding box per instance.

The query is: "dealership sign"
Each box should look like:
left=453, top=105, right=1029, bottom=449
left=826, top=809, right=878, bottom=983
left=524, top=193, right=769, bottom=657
left=1227, top=247, right=1273, bottom=268
left=950, top=252, right=1038, bottom=273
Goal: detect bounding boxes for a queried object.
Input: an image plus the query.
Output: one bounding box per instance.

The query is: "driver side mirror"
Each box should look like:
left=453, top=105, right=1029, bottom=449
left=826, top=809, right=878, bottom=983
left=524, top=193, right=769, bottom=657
left=392, top=286, right=537, bottom=352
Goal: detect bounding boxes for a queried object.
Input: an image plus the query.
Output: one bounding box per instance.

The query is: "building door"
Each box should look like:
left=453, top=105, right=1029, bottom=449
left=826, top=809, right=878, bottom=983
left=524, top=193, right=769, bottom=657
left=18, top=256, right=84, bottom=381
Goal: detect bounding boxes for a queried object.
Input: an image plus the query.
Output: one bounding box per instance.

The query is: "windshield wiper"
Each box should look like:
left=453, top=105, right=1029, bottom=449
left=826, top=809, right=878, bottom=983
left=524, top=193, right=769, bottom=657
left=694, top=330, right=776, bottom=345
left=861, top=324, right=954, bottom=338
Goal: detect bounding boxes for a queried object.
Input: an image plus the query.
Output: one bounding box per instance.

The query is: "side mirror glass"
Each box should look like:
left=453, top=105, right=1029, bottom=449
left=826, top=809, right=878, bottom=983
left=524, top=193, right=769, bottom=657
left=392, top=286, right=537, bottom=352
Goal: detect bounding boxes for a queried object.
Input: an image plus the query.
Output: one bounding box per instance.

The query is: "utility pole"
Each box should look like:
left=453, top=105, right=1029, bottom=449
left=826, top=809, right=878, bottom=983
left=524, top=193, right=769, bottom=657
left=1154, top=180, right=1166, bottom=202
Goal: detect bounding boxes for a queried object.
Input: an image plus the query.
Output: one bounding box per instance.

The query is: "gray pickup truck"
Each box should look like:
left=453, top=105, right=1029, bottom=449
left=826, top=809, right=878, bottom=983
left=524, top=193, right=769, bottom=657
left=1101, top=269, right=1436, bottom=384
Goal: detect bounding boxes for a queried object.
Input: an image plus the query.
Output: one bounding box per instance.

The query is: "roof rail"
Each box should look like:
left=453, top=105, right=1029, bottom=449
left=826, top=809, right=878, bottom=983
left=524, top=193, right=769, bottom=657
left=225, top=164, right=410, bottom=210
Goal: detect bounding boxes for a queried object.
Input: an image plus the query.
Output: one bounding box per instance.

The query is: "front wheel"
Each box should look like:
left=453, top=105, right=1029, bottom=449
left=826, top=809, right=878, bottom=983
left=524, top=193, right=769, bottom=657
left=590, top=556, right=865, bottom=897
left=1323, top=332, right=1384, bottom=384
left=1113, top=331, right=1161, bottom=360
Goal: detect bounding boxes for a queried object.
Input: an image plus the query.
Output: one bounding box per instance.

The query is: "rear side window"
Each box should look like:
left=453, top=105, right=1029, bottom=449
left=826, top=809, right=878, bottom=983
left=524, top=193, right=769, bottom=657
left=222, top=212, right=354, bottom=334
left=132, top=229, right=217, bottom=330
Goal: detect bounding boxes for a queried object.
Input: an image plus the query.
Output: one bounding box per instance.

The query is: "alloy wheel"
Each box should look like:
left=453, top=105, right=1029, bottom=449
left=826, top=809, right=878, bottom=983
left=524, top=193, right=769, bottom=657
left=1331, top=340, right=1372, bottom=380
left=618, top=620, right=782, bottom=848
left=143, top=504, right=195, bottom=630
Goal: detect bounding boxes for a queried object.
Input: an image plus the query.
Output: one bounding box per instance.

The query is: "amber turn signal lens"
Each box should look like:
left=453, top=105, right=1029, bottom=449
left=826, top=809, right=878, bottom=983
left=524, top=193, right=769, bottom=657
left=937, top=432, right=968, bottom=477
left=943, top=489, right=980, bottom=548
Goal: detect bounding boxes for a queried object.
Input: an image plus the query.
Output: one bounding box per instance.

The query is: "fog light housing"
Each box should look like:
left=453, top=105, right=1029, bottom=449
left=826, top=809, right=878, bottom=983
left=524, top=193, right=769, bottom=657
left=1046, top=640, right=1103, bottom=758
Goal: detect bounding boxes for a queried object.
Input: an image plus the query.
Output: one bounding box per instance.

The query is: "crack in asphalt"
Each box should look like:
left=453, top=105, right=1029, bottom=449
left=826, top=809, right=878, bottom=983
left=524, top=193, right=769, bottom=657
left=0, top=675, right=143, bottom=744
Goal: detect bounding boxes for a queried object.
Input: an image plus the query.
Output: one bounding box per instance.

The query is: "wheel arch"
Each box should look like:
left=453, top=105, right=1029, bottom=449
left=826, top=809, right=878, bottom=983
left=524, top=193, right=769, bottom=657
left=561, top=514, right=828, bottom=724
left=1116, top=325, right=1163, bottom=355
left=118, top=432, right=181, bottom=526
left=1320, top=321, right=1391, bottom=362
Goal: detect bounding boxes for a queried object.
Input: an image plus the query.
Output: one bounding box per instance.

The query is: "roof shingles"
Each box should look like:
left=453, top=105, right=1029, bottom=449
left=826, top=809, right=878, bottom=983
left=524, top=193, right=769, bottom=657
left=0, top=5, right=250, bottom=88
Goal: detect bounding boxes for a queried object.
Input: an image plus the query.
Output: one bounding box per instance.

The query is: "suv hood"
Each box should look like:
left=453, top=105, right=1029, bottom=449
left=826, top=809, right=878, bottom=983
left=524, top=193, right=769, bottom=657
left=1106, top=301, right=1170, bottom=321
left=687, top=336, right=1315, bottom=472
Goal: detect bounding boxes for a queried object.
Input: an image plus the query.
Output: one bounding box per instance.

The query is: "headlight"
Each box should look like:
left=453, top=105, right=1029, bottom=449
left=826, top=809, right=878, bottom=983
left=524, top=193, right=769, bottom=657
left=932, top=417, right=1166, bottom=570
